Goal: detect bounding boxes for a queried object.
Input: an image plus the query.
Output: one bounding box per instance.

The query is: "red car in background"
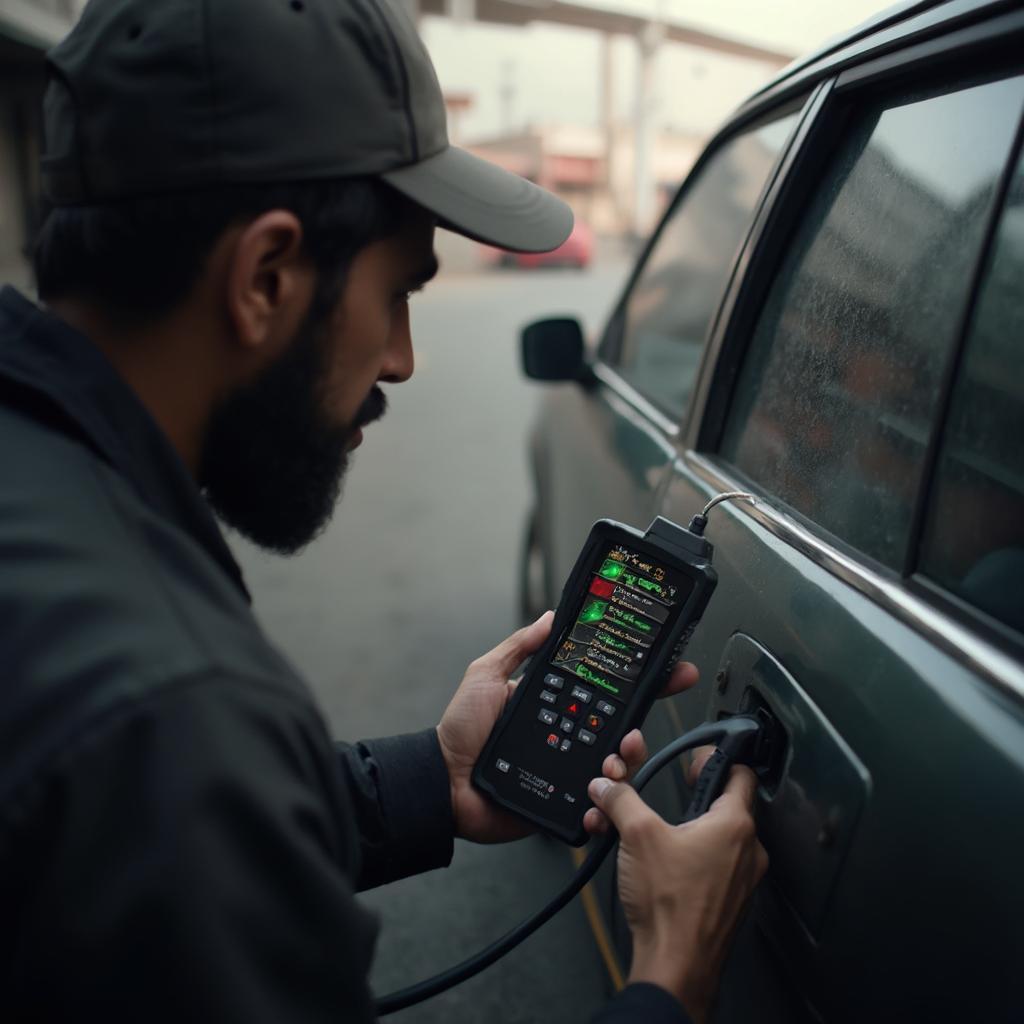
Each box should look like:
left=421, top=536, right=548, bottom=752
left=487, top=218, right=593, bottom=269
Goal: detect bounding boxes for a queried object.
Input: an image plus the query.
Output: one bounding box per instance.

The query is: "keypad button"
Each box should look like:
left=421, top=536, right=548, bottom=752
left=546, top=732, right=560, bottom=748
left=578, top=729, right=597, bottom=746
left=559, top=738, right=572, bottom=753
left=540, top=690, right=558, bottom=705
left=496, top=759, right=511, bottom=773
left=564, top=699, right=584, bottom=718
left=538, top=708, right=557, bottom=725
left=559, top=716, right=575, bottom=734
left=570, top=686, right=593, bottom=704
left=585, top=713, right=604, bottom=732
left=596, top=700, right=616, bottom=717
left=544, top=673, right=565, bottom=691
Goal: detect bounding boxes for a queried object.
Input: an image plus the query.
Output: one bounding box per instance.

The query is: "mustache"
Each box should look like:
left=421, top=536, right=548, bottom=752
left=353, top=386, right=387, bottom=429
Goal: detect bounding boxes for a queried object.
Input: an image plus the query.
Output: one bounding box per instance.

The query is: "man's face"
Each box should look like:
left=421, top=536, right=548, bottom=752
left=200, top=209, right=438, bottom=553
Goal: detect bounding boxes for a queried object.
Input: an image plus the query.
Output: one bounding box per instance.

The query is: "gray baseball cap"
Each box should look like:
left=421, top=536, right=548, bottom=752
left=41, top=0, right=573, bottom=253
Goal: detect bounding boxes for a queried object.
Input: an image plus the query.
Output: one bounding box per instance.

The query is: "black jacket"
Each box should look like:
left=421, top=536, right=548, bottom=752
left=0, top=287, right=690, bottom=1024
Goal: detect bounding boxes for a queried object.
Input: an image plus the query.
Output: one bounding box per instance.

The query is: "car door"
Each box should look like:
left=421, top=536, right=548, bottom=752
left=531, top=107, right=801, bottom=609
left=654, top=19, right=1024, bottom=1023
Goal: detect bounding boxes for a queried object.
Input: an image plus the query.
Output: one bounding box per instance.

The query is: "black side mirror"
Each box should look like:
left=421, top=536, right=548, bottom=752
left=520, top=318, right=594, bottom=384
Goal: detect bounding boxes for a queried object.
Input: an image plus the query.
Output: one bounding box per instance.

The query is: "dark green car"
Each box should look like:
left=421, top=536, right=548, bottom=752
left=520, top=1, right=1024, bottom=1020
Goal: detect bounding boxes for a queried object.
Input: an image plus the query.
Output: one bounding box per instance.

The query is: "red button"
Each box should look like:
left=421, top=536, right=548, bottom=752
left=586, top=714, right=604, bottom=732
left=566, top=701, right=582, bottom=717
left=589, top=577, right=615, bottom=599
left=547, top=733, right=560, bottom=747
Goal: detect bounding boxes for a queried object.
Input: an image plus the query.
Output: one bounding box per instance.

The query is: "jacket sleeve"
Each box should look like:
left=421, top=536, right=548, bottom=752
left=6, top=672, right=383, bottom=1024
left=591, top=983, right=694, bottom=1024
left=335, top=729, right=456, bottom=891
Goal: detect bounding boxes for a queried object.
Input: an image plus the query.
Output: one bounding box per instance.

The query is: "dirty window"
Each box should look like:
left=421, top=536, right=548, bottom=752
left=614, top=113, right=797, bottom=421
left=919, top=148, right=1024, bottom=634
left=719, top=74, right=1024, bottom=568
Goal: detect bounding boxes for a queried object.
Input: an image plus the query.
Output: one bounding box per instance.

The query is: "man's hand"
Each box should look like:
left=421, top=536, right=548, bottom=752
left=437, top=612, right=701, bottom=844
left=587, top=750, right=768, bottom=1024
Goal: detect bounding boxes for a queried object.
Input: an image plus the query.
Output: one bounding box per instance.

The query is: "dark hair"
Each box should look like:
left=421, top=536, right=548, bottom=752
left=32, top=177, right=413, bottom=324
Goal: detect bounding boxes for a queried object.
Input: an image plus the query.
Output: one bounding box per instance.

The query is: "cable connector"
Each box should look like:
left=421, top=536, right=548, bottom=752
left=680, top=715, right=761, bottom=822
left=375, top=716, right=767, bottom=1015
left=687, top=491, right=757, bottom=537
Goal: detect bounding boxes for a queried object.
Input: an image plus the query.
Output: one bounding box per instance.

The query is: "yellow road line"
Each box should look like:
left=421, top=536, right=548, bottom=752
left=571, top=847, right=625, bottom=992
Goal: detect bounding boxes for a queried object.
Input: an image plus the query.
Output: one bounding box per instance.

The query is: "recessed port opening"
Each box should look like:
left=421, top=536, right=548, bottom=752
left=737, top=687, right=788, bottom=796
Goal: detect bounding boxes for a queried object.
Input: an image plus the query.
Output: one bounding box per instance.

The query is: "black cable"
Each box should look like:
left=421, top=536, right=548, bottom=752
left=375, top=715, right=762, bottom=1016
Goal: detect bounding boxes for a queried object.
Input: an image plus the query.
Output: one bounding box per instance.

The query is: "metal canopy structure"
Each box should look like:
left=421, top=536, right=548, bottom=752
left=415, top=0, right=795, bottom=233
left=416, top=0, right=795, bottom=66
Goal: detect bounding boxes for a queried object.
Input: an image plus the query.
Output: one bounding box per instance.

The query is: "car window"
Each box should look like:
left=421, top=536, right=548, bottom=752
left=611, top=113, right=797, bottom=420
left=719, top=73, right=1024, bottom=569
left=918, top=147, right=1024, bottom=634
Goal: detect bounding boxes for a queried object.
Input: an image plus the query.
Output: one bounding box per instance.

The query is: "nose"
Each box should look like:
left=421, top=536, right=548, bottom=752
left=380, top=302, right=415, bottom=384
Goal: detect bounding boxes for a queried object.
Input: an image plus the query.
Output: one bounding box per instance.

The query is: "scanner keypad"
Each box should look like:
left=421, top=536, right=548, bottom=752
left=536, top=675, right=617, bottom=752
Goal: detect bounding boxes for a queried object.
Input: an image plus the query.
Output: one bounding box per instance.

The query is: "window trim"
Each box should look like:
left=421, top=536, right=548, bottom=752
left=684, top=449, right=1024, bottom=706
left=590, top=363, right=682, bottom=440
left=732, top=0, right=1019, bottom=122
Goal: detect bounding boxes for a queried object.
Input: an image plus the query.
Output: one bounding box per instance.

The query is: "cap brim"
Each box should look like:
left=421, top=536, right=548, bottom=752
left=382, top=146, right=573, bottom=254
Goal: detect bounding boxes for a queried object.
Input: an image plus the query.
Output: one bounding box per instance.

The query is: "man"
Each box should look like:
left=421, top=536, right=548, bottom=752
left=0, top=0, right=767, bottom=1021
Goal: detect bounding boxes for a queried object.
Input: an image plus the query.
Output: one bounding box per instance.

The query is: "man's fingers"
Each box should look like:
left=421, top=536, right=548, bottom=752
left=482, top=611, right=554, bottom=676
left=709, top=764, right=759, bottom=814
left=602, top=729, right=649, bottom=782
left=618, top=729, right=649, bottom=779
left=583, top=806, right=611, bottom=835
left=588, top=778, right=660, bottom=838
left=687, top=745, right=716, bottom=785
left=687, top=754, right=759, bottom=811
left=602, top=753, right=627, bottom=781
left=659, top=660, right=700, bottom=698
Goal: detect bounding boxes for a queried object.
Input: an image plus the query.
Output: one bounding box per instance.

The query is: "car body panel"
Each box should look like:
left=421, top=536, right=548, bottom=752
left=658, top=458, right=1024, bottom=1019
left=532, top=379, right=677, bottom=594
left=523, top=1, right=1024, bottom=1020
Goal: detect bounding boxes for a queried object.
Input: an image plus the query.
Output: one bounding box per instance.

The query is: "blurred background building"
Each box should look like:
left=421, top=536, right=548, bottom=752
left=415, top=0, right=793, bottom=249
left=1, top=0, right=893, bottom=282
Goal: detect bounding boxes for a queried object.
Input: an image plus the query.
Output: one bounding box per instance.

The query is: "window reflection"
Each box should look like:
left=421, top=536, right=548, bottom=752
left=720, top=74, right=1024, bottom=568
left=921, top=149, right=1024, bottom=634
left=616, top=114, right=797, bottom=419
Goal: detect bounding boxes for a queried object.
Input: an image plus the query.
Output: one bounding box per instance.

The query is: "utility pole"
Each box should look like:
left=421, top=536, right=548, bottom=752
left=633, top=19, right=663, bottom=238
left=499, top=58, right=518, bottom=135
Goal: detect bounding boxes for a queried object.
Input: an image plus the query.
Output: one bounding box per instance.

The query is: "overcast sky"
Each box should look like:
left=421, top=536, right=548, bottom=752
left=422, top=0, right=900, bottom=140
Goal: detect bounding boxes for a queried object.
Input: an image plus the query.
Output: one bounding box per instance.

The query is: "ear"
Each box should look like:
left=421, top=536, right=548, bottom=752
left=224, top=210, right=315, bottom=355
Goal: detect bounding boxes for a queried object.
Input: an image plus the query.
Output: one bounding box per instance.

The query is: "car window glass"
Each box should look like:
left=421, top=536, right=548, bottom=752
left=613, top=114, right=797, bottom=420
left=919, top=147, right=1024, bottom=634
left=719, top=74, right=1024, bottom=568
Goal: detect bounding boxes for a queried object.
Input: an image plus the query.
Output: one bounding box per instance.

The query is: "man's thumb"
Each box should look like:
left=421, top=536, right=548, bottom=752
left=488, top=610, right=554, bottom=675
left=588, top=777, right=659, bottom=837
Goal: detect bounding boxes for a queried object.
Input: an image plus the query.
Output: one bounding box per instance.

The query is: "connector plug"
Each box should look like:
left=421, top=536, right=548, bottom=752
left=681, top=715, right=761, bottom=822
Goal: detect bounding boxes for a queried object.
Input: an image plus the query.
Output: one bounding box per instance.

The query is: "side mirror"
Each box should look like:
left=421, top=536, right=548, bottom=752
left=520, top=318, right=594, bottom=384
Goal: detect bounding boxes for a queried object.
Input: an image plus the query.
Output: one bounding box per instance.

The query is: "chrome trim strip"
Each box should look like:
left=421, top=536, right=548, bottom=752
left=591, top=363, right=681, bottom=439
left=730, top=0, right=1008, bottom=121
left=682, top=450, right=1024, bottom=704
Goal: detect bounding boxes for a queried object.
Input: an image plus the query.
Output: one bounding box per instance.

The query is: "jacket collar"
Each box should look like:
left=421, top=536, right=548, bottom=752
left=0, top=286, right=250, bottom=602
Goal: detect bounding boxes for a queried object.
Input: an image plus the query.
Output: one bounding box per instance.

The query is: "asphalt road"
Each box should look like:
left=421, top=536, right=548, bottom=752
left=229, top=249, right=634, bottom=1023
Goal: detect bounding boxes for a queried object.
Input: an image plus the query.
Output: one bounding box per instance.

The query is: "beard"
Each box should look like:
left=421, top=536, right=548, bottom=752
left=199, top=313, right=386, bottom=555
